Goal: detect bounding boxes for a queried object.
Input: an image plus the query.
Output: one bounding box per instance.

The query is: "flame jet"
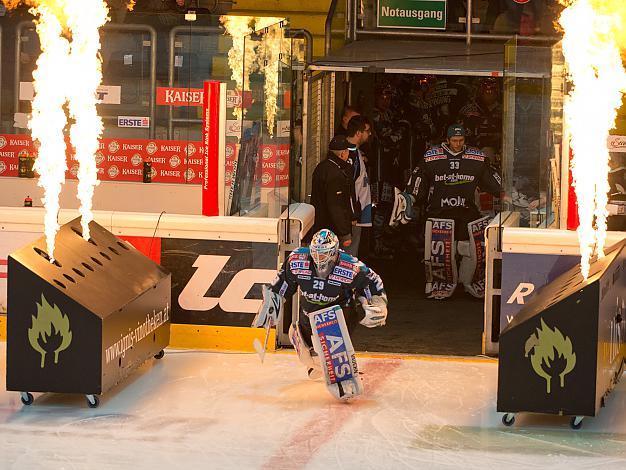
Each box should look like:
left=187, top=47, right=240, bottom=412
left=3, top=0, right=111, bottom=258
left=559, top=0, right=626, bottom=278
left=220, top=15, right=287, bottom=134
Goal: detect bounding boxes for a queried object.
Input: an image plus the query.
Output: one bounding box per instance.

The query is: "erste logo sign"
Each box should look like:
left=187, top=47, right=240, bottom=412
left=118, top=116, right=150, bottom=128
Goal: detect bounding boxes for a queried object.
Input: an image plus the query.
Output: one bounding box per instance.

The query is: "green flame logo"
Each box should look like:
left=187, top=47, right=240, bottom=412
left=524, top=319, right=576, bottom=394
left=28, top=295, right=73, bottom=368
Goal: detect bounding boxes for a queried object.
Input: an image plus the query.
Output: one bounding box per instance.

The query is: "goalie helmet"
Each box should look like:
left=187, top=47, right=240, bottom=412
left=310, top=229, right=339, bottom=278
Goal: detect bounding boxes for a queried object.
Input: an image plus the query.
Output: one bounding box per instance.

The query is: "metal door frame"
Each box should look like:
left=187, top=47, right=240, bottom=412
left=167, top=25, right=222, bottom=140
left=301, top=71, right=335, bottom=202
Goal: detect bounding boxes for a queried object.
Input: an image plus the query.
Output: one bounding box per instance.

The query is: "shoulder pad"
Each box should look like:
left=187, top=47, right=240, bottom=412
left=463, top=147, right=485, bottom=161
left=424, top=146, right=444, bottom=158
left=424, top=147, right=447, bottom=162
left=338, top=252, right=368, bottom=272
left=338, top=252, right=357, bottom=264
left=289, top=247, right=310, bottom=260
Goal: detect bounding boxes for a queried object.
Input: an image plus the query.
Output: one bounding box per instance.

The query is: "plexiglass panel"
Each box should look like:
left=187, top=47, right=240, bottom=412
left=501, top=38, right=564, bottom=228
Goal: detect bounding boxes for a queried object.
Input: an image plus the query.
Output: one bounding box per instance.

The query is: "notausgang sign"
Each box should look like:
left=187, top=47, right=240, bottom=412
left=377, top=0, right=447, bottom=30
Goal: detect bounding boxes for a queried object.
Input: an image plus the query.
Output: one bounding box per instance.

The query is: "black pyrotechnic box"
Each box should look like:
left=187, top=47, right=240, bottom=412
left=6, top=217, right=171, bottom=402
left=498, top=240, right=626, bottom=419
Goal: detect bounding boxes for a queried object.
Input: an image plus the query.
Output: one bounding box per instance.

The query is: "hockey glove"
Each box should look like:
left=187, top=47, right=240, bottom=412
left=251, top=285, right=282, bottom=328
left=358, top=294, right=388, bottom=328
left=389, top=189, right=413, bottom=227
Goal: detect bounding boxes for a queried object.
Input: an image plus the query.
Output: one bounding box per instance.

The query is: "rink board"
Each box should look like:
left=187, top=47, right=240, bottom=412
left=484, top=220, right=626, bottom=355
left=498, top=240, right=626, bottom=417
left=0, top=207, right=287, bottom=352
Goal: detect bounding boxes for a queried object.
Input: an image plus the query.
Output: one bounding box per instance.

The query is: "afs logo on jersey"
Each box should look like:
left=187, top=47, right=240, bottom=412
left=431, top=219, right=454, bottom=230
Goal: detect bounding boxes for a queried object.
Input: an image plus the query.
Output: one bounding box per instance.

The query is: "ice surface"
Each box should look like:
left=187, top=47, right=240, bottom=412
left=1, top=342, right=626, bottom=470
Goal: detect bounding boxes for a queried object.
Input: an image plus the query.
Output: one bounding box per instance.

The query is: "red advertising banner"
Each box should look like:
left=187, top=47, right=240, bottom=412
left=0, top=134, right=205, bottom=185
left=258, top=143, right=289, bottom=188
left=0, top=134, right=290, bottom=190
left=202, top=81, right=221, bottom=216
left=156, top=87, right=204, bottom=107
left=0, top=134, right=31, bottom=177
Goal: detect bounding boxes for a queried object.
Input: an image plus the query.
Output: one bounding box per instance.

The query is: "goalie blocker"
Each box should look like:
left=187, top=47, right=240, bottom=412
left=424, top=216, right=489, bottom=299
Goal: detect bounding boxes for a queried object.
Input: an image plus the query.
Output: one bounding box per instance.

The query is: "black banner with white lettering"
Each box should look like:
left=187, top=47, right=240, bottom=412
left=161, top=238, right=277, bottom=326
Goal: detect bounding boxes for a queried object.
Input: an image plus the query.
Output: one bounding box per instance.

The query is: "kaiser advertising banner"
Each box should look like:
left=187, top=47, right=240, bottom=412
left=0, top=134, right=205, bottom=184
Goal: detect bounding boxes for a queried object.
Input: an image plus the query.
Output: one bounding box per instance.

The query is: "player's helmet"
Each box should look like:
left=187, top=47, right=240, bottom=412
left=478, top=77, right=499, bottom=99
left=310, top=229, right=339, bottom=278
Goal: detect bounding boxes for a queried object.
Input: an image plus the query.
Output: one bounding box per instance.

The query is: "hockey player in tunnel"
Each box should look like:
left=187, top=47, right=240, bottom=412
left=395, top=124, right=501, bottom=299
left=370, top=81, right=411, bottom=258
left=405, top=75, right=437, bottom=157
left=459, top=78, right=503, bottom=156
left=371, top=81, right=410, bottom=188
left=252, top=229, right=388, bottom=399
left=427, top=76, right=471, bottom=142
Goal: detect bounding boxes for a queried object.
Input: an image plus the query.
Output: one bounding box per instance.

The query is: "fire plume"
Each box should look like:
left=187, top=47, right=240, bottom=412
left=559, top=0, right=626, bottom=278
left=220, top=16, right=288, bottom=133
left=5, top=0, right=110, bottom=259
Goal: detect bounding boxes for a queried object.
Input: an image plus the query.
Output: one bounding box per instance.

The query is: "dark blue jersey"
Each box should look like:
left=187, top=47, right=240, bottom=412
left=270, top=248, right=385, bottom=314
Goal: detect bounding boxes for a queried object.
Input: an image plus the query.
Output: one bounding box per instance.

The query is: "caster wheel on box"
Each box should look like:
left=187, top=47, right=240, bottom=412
left=86, top=395, right=100, bottom=408
left=154, top=350, right=165, bottom=360
left=20, top=392, right=34, bottom=406
left=502, top=413, right=515, bottom=427
left=570, top=416, right=584, bottom=430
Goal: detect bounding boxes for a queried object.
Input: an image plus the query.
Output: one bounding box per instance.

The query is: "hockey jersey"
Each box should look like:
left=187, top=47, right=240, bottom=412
left=407, top=143, right=502, bottom=219
left=270, top=248, right=385, bottom=314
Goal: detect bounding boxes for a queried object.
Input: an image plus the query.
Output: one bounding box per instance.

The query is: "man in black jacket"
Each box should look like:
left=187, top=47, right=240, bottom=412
left=311, top=135, right=356, bottom=250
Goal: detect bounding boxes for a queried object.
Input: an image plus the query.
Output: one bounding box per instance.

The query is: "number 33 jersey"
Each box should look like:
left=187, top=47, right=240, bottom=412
left=270, top=248, right=385, bottom=315
left=407, top=143, right=501, bottom=218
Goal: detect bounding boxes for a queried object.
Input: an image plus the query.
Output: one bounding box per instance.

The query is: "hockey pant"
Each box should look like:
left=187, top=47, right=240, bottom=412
left=424, top=216, right=489, bottom=299
left=307, top=305, right=363, bottom=400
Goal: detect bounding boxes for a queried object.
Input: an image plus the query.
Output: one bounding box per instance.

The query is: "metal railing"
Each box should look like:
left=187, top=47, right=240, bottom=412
left=325, top=0, right=560, bottom=53
left=167, top=25, right=223, bottom=140
left=14, top=21, right=158, bottom=138
left=285, top=28, right=313, bottom=68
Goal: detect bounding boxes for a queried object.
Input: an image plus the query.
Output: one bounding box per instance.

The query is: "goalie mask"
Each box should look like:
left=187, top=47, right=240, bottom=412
left=310, top=229, right=339, bottom=278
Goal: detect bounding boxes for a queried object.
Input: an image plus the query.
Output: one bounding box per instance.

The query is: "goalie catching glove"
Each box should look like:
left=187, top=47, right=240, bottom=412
left=251, top=285, right=282, bottom=328
left=357, top=294, right=388, bottom=328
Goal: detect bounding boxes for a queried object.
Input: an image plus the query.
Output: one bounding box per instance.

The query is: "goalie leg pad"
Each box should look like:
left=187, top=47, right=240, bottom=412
left=289, top=321, right=322, bottom=380
left=424, top=218, right=457, bottom=299
left=460, top=216, right=490, bottom=298
left=308, top=305, right=363, bottom=400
